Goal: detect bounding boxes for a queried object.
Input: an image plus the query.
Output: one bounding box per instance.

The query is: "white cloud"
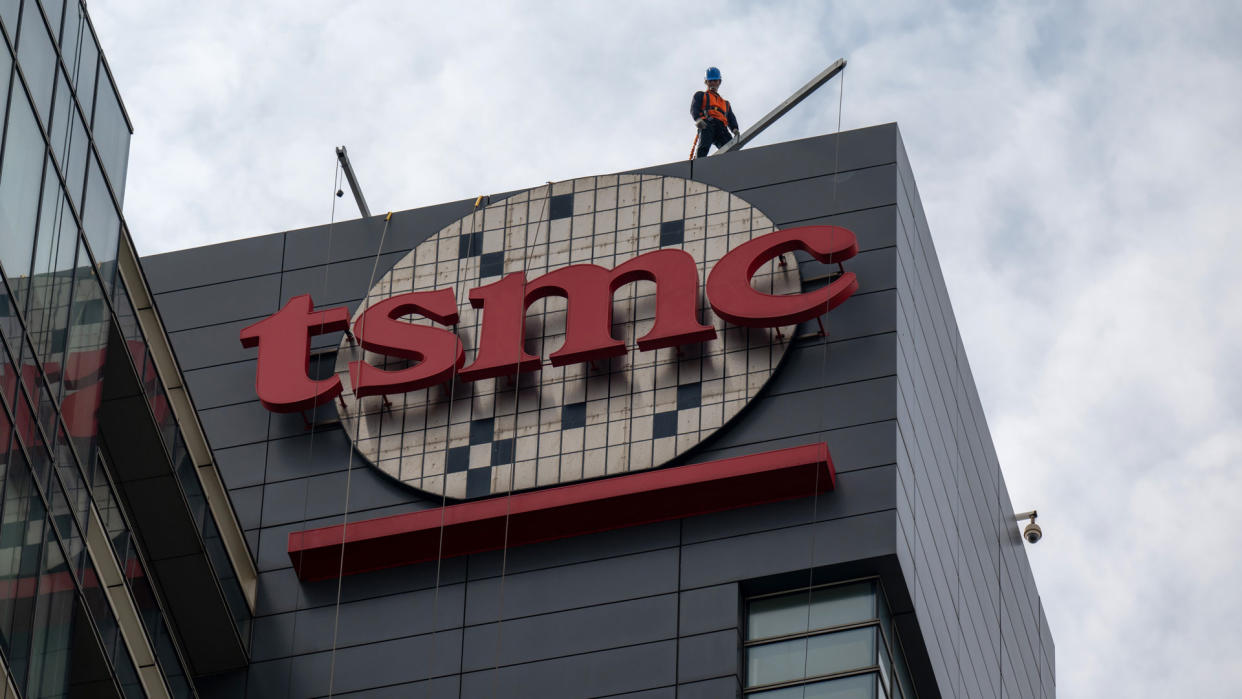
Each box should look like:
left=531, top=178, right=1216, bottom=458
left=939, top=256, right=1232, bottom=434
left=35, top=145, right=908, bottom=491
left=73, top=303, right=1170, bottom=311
left=89, top=1, right=1242, bottom=696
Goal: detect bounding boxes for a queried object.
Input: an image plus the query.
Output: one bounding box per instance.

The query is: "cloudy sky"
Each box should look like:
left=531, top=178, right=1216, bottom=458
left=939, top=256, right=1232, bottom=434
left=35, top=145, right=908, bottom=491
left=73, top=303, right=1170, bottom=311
left=89, top=1, right=1242, bottom=696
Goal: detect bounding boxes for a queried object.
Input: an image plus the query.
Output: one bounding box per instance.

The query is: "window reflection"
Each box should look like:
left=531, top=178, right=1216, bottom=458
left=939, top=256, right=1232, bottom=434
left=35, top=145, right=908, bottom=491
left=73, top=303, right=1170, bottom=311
left=91, top=74, right=128, bottom=204
left=0, top=80, right=46, bottom=297
left=16, top=0, right=56, bottom=122
left=746, top=580, right=913, bottom=698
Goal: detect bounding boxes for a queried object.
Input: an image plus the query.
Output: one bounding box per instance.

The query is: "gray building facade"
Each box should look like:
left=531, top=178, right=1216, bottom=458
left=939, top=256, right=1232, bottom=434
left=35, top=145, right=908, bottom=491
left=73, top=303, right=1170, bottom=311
left=141, top=123, right=1054, bottom=698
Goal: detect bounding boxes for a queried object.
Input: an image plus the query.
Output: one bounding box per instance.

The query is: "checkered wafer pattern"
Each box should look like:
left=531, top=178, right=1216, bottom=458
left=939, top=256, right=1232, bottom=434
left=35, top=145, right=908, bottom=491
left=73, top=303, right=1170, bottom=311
left=334, top=174, right=800, bottom=499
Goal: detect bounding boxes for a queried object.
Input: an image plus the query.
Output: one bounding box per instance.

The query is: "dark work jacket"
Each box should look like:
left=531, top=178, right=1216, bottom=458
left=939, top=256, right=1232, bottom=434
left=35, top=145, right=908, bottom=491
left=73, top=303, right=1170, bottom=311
left=691, top=90, right=739, bottom=130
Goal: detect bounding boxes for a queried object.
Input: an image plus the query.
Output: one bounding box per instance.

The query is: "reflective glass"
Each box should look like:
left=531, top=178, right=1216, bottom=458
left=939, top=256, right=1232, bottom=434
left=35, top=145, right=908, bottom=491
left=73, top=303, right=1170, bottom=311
left=0, top=335, right=15, bottom=409
left=60, top=240, right=106, bottom=463
left=114, top=642, right=142, bottom=698
left=0, top=0, right=17, bottom=39
left=79, top=558, right=116, bottom=662
left=23, top=422, right=50, bottom=491
left=47, top=75, right=88, bottom=206
left=90, top=73, right=126, bottom=202
left=24, top=519, right=77, bottom=698
left=750, top=673, right=879, bottom=699
left=0, top=80, right=46, bottom=290
left=47, top=67, right=71, bottom=165
left=68, top=12, right=94, bottom=114
left=0, top=449, right=48, bottom=683
left=57, top=1, right=78, bottom=66
left=0, top=28, right=10, bottom=134
left=26, top=162, right=77, bottom=386
left=16, top=0, right=55, bottom=122
left=81, top=155, right=117, bottom=285
left=0, top=402, right=10, bottom=490
left=748, top=582, right=876, bottom=640
left=39, top=1, right=63, bottom=40
left=0, top=275, right=22, bottom=377
left=44, top=470, right=83, bottom=574
left=31, top=368, right=56, bottom=448
left=747, top=627, right=877, bottom=688
left=52, top=423, right=86, bottom=528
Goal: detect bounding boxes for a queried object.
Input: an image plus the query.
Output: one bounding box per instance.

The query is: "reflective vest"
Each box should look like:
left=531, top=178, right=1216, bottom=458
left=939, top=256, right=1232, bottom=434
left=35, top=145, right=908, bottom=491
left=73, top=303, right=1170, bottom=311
left=701, top=90, right=730, bottom=125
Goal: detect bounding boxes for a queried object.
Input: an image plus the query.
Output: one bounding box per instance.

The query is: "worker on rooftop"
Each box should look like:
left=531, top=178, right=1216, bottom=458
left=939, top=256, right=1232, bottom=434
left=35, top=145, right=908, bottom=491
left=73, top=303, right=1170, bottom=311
left=691, top=66, right=740, bottom=158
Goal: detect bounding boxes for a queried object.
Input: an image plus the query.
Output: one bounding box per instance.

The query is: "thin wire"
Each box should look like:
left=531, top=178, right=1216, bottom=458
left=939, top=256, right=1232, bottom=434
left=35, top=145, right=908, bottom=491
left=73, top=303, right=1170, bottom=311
left=327, top=211, right=393, bottom=698
left=283, top=159, right=343, bottom=697
left=420, top=197, right=481, bottom=698
left=490, top=183, right=553, bottom=696
left=801, top=67, right=846, bottom=683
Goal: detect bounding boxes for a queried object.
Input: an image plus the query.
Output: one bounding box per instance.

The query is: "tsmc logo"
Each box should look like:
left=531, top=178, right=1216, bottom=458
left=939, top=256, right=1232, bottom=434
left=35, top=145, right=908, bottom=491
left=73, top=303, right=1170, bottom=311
left=240, top=225, right=858, bottom=414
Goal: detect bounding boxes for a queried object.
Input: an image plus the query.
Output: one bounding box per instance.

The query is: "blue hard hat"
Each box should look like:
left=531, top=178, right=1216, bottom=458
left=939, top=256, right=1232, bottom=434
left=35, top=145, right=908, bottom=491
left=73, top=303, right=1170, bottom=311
left=705, top=66, right=722, bottom=81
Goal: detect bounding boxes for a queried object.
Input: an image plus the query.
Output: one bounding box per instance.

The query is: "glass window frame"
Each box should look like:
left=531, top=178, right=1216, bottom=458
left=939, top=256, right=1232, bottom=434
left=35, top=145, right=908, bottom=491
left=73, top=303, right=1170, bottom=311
left=744, top=577, right=908, bottom=699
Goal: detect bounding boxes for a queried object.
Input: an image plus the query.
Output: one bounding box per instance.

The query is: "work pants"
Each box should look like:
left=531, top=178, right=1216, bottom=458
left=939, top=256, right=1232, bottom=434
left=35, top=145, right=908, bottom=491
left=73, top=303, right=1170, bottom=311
left=696, top=120, right=733, bottom=158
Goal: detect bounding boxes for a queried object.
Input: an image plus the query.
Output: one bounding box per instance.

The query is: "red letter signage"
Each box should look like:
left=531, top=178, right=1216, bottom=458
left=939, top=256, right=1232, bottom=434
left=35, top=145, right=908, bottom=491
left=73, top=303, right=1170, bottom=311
left=525, top=248, right=716, bottom=367
left=348, top=289, right=465, bottom=397
left=458, top=273, right=542, bottom=382
left=706, top=225, right=859, bottom=327
left=244, top=225, right=862, bottom=408
left=239, top=295, right=349, bottom=412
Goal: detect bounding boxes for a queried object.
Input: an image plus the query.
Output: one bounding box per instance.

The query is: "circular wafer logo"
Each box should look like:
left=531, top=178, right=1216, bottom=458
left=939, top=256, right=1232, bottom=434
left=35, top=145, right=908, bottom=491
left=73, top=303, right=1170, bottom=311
left=334, top=174, right=803, bottom=499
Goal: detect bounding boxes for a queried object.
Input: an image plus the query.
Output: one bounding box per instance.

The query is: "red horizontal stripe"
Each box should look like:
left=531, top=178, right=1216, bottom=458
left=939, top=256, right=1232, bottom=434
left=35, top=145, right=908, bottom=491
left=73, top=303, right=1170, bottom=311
left=288, top=443, right=834, bottom=582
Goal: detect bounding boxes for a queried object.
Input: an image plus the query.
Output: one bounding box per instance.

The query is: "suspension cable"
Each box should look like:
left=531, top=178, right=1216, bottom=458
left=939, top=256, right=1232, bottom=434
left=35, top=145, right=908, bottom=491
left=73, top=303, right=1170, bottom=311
left=421, top=194, right=486, bottom=697
left=489, top=183, right=553, bottom=695
left=282, top=158, right=343, bottom=697
left=802, top=65, right=845, bottom=682
left=327, top=210, right=394, bottom=698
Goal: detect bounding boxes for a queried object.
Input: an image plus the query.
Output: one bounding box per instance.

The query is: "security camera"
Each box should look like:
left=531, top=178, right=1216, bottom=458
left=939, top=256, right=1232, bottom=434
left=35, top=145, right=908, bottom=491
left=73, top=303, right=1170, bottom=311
left=1023, top=521, right=1042, bottom=544
left=1014, top=510, right=1041, bottom=544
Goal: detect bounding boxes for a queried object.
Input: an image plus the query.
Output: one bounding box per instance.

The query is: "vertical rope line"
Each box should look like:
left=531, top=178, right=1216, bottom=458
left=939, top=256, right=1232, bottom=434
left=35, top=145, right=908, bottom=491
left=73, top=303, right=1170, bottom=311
left=421, top=197, right=482, bottom=697
left=801, top=68, right=846, bottom=684
left=327, top=212, right=393, bottom=698
left=490, top=184, right=552, bottom=696
left=284, top=159, right=343, bottom=696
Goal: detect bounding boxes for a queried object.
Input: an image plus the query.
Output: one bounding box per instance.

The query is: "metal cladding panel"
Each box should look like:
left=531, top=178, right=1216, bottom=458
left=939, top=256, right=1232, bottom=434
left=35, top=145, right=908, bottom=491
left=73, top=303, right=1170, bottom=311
left=139, top=124, right=1048, bottom=696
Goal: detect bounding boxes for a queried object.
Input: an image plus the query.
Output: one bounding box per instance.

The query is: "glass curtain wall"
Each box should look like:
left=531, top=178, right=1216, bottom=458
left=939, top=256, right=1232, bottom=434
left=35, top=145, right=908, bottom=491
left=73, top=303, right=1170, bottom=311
left=0, top=1, right=201, bottom=696
left=745, top=579, right=919, bottom=699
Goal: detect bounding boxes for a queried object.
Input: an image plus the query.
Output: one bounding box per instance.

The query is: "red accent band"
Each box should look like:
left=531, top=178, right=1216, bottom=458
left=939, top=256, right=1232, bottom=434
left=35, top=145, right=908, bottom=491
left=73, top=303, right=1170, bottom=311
left=287, top=443, right=835, bottom=581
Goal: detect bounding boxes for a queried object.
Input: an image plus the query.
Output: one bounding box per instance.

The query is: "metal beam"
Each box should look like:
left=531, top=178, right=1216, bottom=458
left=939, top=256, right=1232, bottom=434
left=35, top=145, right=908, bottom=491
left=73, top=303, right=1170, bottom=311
left=716, top=57, right=846, bottom=155
left=335, top=145, right=372, bottom=218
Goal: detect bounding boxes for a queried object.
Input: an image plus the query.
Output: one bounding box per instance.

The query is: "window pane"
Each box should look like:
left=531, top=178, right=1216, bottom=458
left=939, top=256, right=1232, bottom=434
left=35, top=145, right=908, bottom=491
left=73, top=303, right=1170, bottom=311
left=16, top=0, right=55, bottom=122
left=57, top=0, right=77, bottom=65
left=0, top=82, right=46, bottom=288
left=90, top=74, right=127, bottom=203
left=39, top=1, right=64, bottom=41
left=809, top=582, right=876, bottom=631
left=749, top=582, right=876, bottom=641
left=750, top=591, right=815, bottom=641
left=81, top=155, right=118, bottom=290
left=748, top=627, right=877, bottom=688
left=748, top=636, right=810, bottom=688
left=24, top=516, right=72, bottom=698
left=0, top=0, right=18, bottom=39
left=750, top=673, right=879, bottom=699
left=0, top=24, right=10, bottom=121
left=0, top=449, right=48, bottom=685
left=807, top=627, right=876, bottom=679
left=26, top=162, right=76, bottom=384
left=71, top=20, right=94, bottom=116
left=60, top=240, right=106, bottom=463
